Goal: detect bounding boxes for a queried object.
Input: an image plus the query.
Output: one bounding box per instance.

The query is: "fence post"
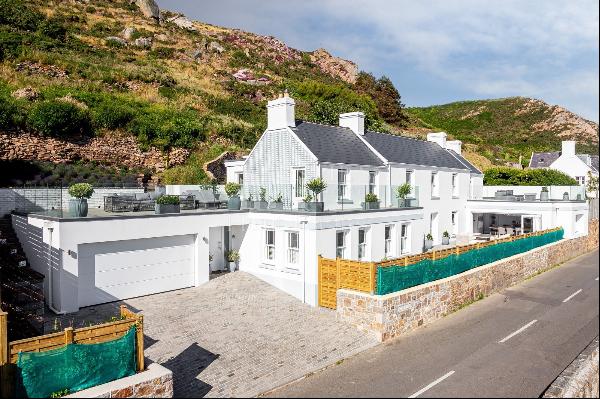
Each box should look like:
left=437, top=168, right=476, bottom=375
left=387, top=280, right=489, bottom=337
left=455, top=246, right=460, bottom=256
left=0, top=310, right=12, bottom=399
left=135, top=315, right=144, bottom=372
left=64, top=327, right=73, bottom=345
left=432, top=250, right=437, bottom=261
left=369, top=262, right=376, bottom=294
left=336, top=257, right=341, bottom=289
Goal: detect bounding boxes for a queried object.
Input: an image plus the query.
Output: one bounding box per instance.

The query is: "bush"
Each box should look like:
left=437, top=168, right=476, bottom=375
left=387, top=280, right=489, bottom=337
left=92, top=102, right=135, bottom=130
left=484, top=167, right=578, bottom=186
left=0, top=96, right=19, bottom=129
left=129, top=108, right=207, bottom=150
left=224, top=182, right=241, bottom=197
left=0, top=0, right=43, bottom=31
left=27, top=100, right=91, bottom=137
left=156, top=195, right=180, bottom=205
left=68, top=182, right=94, bottom=199
left=149, top=46, right=175, bottom=59
left=365, top=193, right=378, bottom=202
left=306, top=178, right=327, bottom=196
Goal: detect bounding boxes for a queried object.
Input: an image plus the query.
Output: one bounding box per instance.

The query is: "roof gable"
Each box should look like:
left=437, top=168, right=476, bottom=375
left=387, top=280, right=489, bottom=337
left=291, top=121, right=385, bottom=167
left=529, top=151, right=560, bottom=168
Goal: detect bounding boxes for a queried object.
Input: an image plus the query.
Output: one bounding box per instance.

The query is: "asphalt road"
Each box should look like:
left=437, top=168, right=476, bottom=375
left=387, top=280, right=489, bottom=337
left=266, top=249, right=599, bottom=398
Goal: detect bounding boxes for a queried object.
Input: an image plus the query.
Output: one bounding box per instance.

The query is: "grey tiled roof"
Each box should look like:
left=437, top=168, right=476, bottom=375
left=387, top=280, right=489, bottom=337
left=577, top=154, right=599, bottom=173
left=447, top=149, right=483, bottom=174
left=529, top=151, right=560, bottom=168
left=291, top=121, right=385, bottom=167
left=363, top=131, right=470, bottom=170
left=592, top=155, right=599, bottom=172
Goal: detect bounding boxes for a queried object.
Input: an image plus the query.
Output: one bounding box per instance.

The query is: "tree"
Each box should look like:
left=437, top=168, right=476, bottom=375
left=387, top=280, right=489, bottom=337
left=483, top=167, right=578, bottom=186
left=355, top=72, right=408, bottom=127
left=586, top=171, right=599, bottom=195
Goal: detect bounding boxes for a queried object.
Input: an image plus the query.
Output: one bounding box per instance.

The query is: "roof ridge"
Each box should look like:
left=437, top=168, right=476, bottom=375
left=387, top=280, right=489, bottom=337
left=365, top=129, right=434, bottom=144
left=297, top=120, right=351, bottom=131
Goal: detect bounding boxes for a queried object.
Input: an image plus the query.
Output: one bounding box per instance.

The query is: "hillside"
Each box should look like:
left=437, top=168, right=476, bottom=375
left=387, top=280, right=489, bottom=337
left=0, top=0, right=597, bottom=186
left=406, top=97, right=599, bottom=169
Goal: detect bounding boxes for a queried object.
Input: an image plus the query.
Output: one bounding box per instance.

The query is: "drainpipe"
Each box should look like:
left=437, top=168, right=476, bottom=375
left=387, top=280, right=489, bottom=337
left=300, top=220, right=308, bottom=304
left=46, top=227, right=66, bottom=315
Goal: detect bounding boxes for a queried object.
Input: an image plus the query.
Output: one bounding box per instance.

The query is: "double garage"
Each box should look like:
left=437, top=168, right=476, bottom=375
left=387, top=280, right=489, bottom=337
left=78, top=235, right=196, bottom=308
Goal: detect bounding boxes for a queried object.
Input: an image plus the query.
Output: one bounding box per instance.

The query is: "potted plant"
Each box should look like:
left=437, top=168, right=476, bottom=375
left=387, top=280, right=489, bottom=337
left=305, top=178, right=327, bottom=212
left=155, top=195, right=180, bottom=214
left=254, top=187, right=268, bottom=209
left=269, top=193, right=284, bottom=210
left=363, top=192, right=380, bottom=210
left=241, top=193, right=254, bottom=210
left=225, top=182, right=241, bottom=210
left=540, top=186, right=549, bottom=201
left=68, top=183, right=94, bottom=217
left=225, top=250, right=240, bottom=272
left=396, top=183, right=412, bottom=207
left=442, top=231, right=450, bottom=245
left=299, top=193, right=312, bottom=210
left=424, top=233, right=434, bottom=250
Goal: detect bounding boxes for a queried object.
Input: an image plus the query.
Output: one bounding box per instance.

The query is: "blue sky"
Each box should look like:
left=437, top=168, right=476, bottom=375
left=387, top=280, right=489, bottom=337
left=157, top=0, right=599, bottom=122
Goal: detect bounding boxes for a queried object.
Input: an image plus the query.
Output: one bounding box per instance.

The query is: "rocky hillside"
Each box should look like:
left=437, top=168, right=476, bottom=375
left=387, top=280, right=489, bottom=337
left=0, top=0, right=597, bottom=186
left=406, top=97, right=599, bottom=169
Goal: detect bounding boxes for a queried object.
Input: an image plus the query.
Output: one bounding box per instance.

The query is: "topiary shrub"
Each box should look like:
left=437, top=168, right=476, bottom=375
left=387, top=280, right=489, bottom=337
left=224, top=182, right=241, bottom=197
left=27, top=100, right=91, bottom=137
left=156, top=195, right=180, bottom=205
left=68, top=182, right=94, bottom=199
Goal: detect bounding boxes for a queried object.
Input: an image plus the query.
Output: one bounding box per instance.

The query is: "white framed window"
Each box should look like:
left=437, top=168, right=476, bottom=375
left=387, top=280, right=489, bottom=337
left=400, top=223, right=410, bottom=254
left=369, top=171, right=377, bottom=194
left=338, top=169, right=348, bottom=200
left=336, top=230, right=347, bottom=258
left=452, top=173, right=459, bottom=197
left=264, top=229, right=275, bottom=262
left=294, top=169, right=305, bottom=198
left=406, top=170, right=414, bottom=197
left=576, top=176, right=585, bottom=185
left=358, top=228, right=367, bottom=260
left=430, top=213, right=439, bottom=241
left=287, top=231, right=299, bottom=265
left=384, top=225, right=394, bottom=257
left=236, top=173, right=244, bottom=185
left=431, top=172, right=439, bottom=198
left=451, top=211, right=458, bottom=236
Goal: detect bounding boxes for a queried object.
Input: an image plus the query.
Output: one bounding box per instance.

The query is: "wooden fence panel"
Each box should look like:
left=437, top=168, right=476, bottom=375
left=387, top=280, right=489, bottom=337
left=318, top=256, right=338, bottom=309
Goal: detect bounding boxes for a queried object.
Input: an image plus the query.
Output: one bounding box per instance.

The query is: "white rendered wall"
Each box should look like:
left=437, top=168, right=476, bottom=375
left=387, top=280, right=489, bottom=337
left=21, top=211, right=248, bottom=313
left=225, top=161, right=245, bottom=184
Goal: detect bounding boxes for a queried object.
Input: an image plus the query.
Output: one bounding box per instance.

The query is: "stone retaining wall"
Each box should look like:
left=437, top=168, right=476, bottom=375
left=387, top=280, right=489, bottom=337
left=543, top=337, right=599, bottom=398
left=337, top=220, right=598, bottom=342
left=66, top=363, right=173, bottom=398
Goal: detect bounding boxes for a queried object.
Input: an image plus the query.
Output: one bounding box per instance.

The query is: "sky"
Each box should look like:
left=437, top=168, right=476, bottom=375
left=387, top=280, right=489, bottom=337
left=156, top=0, right=599, bottom=122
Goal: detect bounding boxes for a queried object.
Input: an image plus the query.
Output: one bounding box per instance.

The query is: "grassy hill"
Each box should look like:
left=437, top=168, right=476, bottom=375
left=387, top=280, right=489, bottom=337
left=1, top=0, right=597, bottom=186
left=406, top=97, right=599, bottom=169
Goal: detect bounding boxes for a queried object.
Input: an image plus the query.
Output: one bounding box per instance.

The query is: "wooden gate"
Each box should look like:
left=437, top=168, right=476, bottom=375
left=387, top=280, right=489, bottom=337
left=317, top=256, right=376, bottom=309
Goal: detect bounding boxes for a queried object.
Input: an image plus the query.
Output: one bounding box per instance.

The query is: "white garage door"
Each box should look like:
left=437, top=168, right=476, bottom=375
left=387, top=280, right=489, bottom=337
left=80, top=235, right=195, bottom=306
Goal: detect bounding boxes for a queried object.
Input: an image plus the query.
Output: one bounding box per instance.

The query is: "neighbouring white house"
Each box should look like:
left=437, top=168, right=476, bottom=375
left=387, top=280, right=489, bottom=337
left=529, top=140, right=599, bottom=198
left=9, top=93, right=590, bottom=313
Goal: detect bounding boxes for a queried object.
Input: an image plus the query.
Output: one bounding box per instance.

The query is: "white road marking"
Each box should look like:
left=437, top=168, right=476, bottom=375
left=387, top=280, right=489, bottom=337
left=498, top=320, right=538, bottom=343
left=563, top=289, right=583, bottom=303
left=408, top=370, right=455, bottom=398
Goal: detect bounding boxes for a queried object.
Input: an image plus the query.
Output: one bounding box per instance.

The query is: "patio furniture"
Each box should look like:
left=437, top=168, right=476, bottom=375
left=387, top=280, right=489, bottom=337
left=183, top=190, right=227, bottom=209
left=104, top=192, right=195, bottom=212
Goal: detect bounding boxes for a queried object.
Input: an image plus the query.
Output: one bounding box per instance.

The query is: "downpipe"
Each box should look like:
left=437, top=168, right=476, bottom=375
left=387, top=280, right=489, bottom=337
left=46, top=226, right=66, bottom=315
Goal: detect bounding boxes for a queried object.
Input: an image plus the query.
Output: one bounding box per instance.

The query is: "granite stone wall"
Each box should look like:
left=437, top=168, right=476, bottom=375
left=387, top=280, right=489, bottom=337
left=543, top=337, right=599, bottom=398
left=66, top=363, right=173, bottom=398
left=337, top=220, right=598, bottom=342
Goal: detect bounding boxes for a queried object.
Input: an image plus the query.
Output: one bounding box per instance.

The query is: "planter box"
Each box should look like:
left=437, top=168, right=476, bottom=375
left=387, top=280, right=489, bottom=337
left=241, top=200, right=254, bottom=209
left=228, top=196, right=241, bottom=210
left=305, top=202, right=324, bottom=212
left=540, top=191, right=549, bottom=201
left=363, top=201, right=380, bottom=210
left=69, top=198, right=89, bottom=217
left=442, top=237, right=450, bottom=245
left=155, top=203, right=180, bottom=214
left=254, top=200, right=268, bottom=210
left=268, top=202, right=284, bottom=210
left=424, top=239, right=433, bottom=250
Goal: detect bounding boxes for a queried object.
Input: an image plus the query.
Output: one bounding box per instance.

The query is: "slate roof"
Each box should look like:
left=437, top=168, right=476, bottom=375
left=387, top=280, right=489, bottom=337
left=529, top=151, right=560, bottom=168
left=447, top=149, right=483, bottom=174
left=363, top=130, right=471, bottom=171
left=291, top=121, right=384, bottom=167
left=577, top=154, right=599, bottom=173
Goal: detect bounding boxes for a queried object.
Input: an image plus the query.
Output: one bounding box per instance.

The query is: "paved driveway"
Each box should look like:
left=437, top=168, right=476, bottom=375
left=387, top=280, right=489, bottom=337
left=48, top=272, right=377, bottom=397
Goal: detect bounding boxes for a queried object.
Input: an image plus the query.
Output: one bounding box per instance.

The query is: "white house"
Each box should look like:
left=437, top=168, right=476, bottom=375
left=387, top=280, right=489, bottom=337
left=529, top=140, right=599, bottom=197
left=10, top=93, right=589, bottom=313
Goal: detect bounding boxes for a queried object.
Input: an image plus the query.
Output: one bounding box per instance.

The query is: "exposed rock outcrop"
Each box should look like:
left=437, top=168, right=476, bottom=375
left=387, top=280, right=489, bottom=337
left=167, top=14, right=196, bottom=31
left=11, top=87, right=39, bottom=101
left=131, top=0, right=160, bottom=23
left=310, top=48, right=358, bottom=84
left=0, top=132, right=189, bottom=173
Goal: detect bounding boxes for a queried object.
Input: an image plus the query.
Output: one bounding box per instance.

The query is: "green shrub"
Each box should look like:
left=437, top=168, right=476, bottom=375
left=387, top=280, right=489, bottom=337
left=224, top=182, right=241, bottom=197
left=365, top=192, right=378, bottom=202
left=37, top=17, right=68, bottom=41
left=149, top=46, right=175, bottom=59
left=484, top=167, right=578, bottom=186
left=396, top=182, right=412, bottom=199
left=306, top=178, right=327, bottom=197
left=0, top=0, right=43, bottom=31
left=92, top=102, right=135, bottom=129
left=156, top=195, right=180, bottom=205
left=129, top=108, right=207, bottom=150
left=27, top=100, right=91, bottom=137
left=68, top=182, right=94, bottom=199
left=0, top=96, right=19, bottom=129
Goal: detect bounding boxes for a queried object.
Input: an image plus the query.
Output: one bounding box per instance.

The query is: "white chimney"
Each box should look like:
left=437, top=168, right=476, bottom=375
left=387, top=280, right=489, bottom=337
left=267, top=91, right=295, bottom=130
left=339, top=112, right=365, bottom=136
left=446, top=140, right=462, bottom=155
left=561, top=140, right=576, bottom=157
left=427, top=132, right=447, bottom=148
